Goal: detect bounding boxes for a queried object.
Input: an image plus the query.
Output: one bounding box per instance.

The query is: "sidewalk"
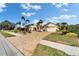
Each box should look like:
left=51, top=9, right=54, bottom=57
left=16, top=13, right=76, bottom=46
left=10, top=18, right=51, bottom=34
left=40, top=40, right=79, bottom=56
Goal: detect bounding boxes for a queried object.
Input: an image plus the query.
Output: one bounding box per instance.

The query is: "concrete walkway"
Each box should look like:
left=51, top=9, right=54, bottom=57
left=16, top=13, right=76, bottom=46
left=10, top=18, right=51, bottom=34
left=0, top=34, right=24, bottom=56
left=40, top=40, right=79, bottom=56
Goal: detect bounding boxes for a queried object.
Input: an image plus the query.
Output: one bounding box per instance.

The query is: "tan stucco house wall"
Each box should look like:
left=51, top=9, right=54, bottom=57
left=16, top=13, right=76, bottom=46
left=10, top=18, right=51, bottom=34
left=43, top=22, right=58, bottom=32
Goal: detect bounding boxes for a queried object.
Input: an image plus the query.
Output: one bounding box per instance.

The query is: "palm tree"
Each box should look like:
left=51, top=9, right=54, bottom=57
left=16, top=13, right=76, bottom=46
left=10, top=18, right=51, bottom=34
left=16, top=21, right=21, bottom=31
left=36, top=19, right=43, bottom=31
left=25, top=19, right=30, bottom=25
left=21, top=16, right=26, bottom=26
left=16, top=21, right=21, bottom=28
left=26, top=20, right=30, bottom=23
left=16, top=21, right=21, bottom=25
left=25, top=24, right=32, bottom=33
left=21, top=16, right=30, bottom=26
left=21, top=16, right=31, bottom=32
left=21, top=16, right=25, bottom=21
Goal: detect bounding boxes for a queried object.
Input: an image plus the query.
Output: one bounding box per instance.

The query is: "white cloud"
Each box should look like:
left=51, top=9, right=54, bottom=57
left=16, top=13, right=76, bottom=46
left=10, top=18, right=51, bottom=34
left=45, top=14, right=77, bottom=23
left=21, top=3, right=41, bottom=11
left=61, top=8, right=68, bottom=12
left=33, top=15, right=77, bottom=25
left=52, top=3, right=68, bottom=8
left=52, top=15, right=77, bottom=20
left=45, top=17, right=59, bottom=23
left=21, top=4, right=30, bottom=10
left=21, top=12, right=36, bottom=17
left=33, top=19, right=39, bottom=24
left=0, top=3, right=6, bottom=13
left=31, top=5, right=41, bottom=10
left=52, top=3, right=69, bottom=12
left=58, top=15, right=77, bottom=20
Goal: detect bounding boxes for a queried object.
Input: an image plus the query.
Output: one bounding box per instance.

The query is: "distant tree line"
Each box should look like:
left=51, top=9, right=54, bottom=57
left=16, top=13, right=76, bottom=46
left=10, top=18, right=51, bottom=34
left=68, top=24, right=79, bottom=36
left=0, top=20, right=15, bottom=30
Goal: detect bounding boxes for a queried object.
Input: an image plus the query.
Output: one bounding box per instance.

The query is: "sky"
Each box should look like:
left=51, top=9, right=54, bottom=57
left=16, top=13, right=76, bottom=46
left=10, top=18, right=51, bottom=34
left=0, top=3, right=79, bottom=25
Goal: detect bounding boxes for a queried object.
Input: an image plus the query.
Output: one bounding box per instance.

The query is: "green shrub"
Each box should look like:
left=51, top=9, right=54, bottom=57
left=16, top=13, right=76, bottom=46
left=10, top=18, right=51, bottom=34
left=61, top=30, right=68, bottom=35
left=65, top=32, right=78, bottom=37
left=11, top=29, right=18, bottom=33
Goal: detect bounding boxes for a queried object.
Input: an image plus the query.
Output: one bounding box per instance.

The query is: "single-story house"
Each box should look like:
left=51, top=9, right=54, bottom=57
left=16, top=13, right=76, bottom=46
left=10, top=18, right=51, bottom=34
left=15, top=22, right=58, bottom=33
left=43, top=22, right=58, bottom=32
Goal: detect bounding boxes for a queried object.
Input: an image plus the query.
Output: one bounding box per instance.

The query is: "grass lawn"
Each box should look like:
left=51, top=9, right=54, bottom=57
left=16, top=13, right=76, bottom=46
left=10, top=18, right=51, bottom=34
left=32, top=44, right=69, bottom=56
left=2, top=30, right=18, bottom=33
left=0, top=31, right=15, bottom=37
left=44, top=33, right=79, bottom=47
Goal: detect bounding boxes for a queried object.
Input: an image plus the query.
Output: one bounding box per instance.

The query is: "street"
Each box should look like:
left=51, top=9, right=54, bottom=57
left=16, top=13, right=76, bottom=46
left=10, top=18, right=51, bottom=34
left=0, top=34, right=23, bottom=56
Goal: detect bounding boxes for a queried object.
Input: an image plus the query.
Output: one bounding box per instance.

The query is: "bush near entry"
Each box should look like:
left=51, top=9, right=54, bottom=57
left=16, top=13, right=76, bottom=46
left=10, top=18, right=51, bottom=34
left=65, top=32, right=78, bottom=38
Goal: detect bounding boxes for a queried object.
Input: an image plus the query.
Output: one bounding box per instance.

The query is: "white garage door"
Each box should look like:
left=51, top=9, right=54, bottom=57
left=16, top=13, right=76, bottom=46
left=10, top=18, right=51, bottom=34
left=46, top=28, right=57, bottom=32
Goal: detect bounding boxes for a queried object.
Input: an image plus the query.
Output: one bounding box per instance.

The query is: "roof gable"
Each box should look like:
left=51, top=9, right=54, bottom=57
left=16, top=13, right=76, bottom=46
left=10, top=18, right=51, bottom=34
left=43, top=22, right=57, bottom=27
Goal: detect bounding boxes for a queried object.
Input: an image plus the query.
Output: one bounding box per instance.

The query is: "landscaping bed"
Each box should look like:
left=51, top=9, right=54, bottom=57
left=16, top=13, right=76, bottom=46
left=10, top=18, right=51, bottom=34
left=44, top=33, right=79, bottom=47
left=32, top=44, right=68, bottom=56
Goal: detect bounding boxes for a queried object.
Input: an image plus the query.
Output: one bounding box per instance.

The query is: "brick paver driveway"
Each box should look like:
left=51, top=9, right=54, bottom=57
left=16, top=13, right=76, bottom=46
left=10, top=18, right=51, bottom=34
left=7, top=31, right=51, bottom=56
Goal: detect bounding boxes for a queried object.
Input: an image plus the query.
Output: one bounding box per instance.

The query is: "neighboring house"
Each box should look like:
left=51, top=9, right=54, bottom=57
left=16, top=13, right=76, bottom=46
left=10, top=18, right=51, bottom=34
left=15, top=22, right=58, bottom=33
left=43, top=22, right=58, bottom=32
